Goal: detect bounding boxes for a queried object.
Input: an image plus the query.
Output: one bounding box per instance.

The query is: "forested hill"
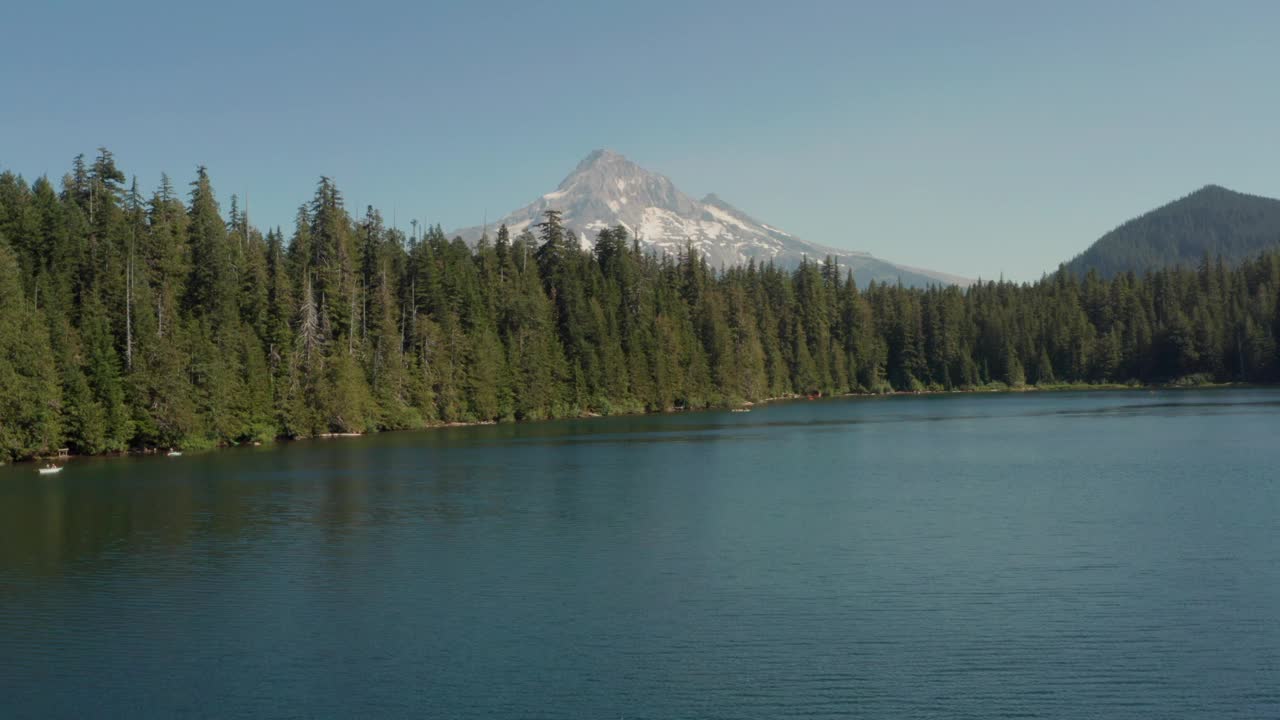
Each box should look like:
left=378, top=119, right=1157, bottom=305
left=1, top=151, right=1279, bottom=462
left=1066, top=185, right=1280, bottom=278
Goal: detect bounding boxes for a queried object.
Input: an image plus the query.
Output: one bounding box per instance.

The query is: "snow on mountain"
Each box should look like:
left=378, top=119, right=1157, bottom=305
left=453, top=149, right=966, bottom=288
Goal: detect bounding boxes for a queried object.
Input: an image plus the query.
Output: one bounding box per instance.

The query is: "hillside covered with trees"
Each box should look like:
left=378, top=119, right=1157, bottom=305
left=1066, top=185, right=1280, bottom=278
left=2, top=151, right=1280, bottom=462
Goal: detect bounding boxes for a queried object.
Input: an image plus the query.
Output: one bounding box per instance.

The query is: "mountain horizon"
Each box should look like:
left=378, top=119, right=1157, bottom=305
left=1065, top=184, right=1280, bottom=277
left=453, top=149, right=969, bottom=288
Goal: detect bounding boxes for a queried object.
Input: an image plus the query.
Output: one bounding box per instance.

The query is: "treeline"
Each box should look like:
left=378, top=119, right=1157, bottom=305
left=1, top=151, right=1279, bottom=461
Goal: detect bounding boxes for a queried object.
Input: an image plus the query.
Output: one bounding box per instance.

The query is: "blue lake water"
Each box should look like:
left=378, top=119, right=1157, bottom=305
left=2, top=389, right=1278, bottom=718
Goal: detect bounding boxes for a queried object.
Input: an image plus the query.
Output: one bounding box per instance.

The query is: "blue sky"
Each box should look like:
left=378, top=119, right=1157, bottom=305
left=3, top=0, right=1277, bottom=280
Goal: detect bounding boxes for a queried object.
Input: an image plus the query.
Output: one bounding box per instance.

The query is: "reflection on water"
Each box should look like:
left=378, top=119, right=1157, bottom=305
left=2, top=389, right=1279, bottom=718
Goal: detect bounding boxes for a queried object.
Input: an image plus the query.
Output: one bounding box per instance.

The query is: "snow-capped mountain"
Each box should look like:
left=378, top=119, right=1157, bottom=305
left=453, top=149, right=967, bottom=288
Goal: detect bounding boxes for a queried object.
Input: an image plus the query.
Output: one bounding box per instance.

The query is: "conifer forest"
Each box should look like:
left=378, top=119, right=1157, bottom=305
left=1, top=150, right=1279, bottom=461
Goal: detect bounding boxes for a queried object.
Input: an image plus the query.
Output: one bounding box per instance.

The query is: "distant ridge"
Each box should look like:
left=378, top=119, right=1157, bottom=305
left=454, top=149, right=967, bottom=288
left=1065, top=185, right=1280, bottom=277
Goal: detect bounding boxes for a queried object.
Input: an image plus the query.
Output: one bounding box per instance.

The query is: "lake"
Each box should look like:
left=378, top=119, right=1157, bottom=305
left=2, top=389, right=1278, bottom=718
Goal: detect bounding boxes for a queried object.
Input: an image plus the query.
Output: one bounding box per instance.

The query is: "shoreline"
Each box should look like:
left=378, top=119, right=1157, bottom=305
left=10, top=380, right=1266, bottom=467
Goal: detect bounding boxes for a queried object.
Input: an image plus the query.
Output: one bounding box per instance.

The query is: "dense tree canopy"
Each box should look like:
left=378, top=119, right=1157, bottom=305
left=1, top=152, right=1278, bottom=461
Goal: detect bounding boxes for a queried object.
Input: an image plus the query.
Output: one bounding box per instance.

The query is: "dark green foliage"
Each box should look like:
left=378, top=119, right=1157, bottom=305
left=1, top=152, right=1279, bottom=461
left=1067, top=185, right=1280, bottom=279
left=0, top=233, right=61, bottom=461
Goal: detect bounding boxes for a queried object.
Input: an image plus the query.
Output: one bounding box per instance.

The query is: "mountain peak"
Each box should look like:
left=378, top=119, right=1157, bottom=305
left=1186, top=183, right=1234, bottom=199
left=452, top=151, right=968, bottom=287
left=574, top=148, right=627, bottom=172
left=1066, top=184, right=1280, bottom=277
left=1168, top=184, right=1280, bottom=212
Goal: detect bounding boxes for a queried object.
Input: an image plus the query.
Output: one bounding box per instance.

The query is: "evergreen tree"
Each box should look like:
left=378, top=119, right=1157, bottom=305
left=0, top=233, right=61, bottom=460
left=5, top=149, right=1280, bottom=462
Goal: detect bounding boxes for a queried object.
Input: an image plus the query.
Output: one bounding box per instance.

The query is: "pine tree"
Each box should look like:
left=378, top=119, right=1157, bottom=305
left=186, top=167, right=236, bottom=319
left=8, top=150, right=1280, bottom=461
left=0, top=233, right=61, bottom=460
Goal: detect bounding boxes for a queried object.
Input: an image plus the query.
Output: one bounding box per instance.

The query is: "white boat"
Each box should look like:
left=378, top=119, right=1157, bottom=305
left=167, top=450, right=182, bottom=457
left=38, top=466, right=63, bottom=475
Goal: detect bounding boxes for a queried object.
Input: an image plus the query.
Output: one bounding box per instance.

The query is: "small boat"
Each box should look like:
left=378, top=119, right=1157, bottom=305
left=731, top=408, right=751, bottom=413
left=166, top=449, right=182, bottom=457
left=38, top=465, right=63, bottom=475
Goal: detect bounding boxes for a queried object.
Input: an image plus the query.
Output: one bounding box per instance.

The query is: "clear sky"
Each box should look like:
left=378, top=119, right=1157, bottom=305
left=3, top=0, right=1278, bottom=281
